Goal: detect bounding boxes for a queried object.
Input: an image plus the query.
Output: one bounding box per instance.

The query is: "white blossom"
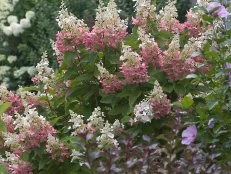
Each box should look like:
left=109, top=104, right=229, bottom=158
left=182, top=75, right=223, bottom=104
left=134, top=100, right=153, bottom=123
left=87, top=107, right=105, bottom=130
left=95, top=0, right=127, bottom=31
left=25, top=11, right=35, bottom=20
left=57, top=2, right=88, bottom=32
left=20, top=18, right=31, bottom=28
left=69, top=110, right=86, bottom=135
left=97, top=122, right=119, bottom=149
left=34, top=51, right=54, bottom=84
left=7, top=15, right=18, bottom=24
left=7, top=55, right=17, bottom=64
left=10, top=22, right=24, bottom=36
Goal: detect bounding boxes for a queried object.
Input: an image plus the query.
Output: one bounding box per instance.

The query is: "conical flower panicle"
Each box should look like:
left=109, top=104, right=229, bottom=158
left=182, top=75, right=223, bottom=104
left=162, top=57, right=196, bottom=81
left=133, top=0, right=156, bottom=27
left=97, top=64, right=124, bottom=94
left=138, top=28, right=164, bottom=68
left=184, top=9, right=205, bottom=37
left=55, top=2, right=89, bottom=53
left=161, top=35, right=196, bottom=81
left=157, top=0, right=185, bottom=33
left=120, top=44, right=149, bottom=84
left=147, top=81, right=171, bottom=119
left=84, top=0, right=127, bottom=51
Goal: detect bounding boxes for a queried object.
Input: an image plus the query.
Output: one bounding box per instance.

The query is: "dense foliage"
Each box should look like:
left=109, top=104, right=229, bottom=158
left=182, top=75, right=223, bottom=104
left=1, top=0, right=231, bottom=173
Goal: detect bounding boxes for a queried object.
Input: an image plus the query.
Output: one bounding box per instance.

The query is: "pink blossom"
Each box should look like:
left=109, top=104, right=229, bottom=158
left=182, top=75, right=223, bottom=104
left=2, top=115, right=15, bottom=133
left=84, top=27, right=127, bottom=51
left=158, top=19, right=186, bottom=34
left=100, top=76, right=124, bottom=94
left=7, top=163, right=33, bottom=174
left=161, top=54, right=196, bottom=81
left=140, top=42, right=164, bottom=68
left=182, top=125, right=197, bottom=145
left=4, top=92, right=24, bottom=115
left=132, top=17, right=142, bottom=25
left=55, top=31, right=80, bottom=53
left=120, top=62, right=149, bottom=84
left=149, top=99, right=171, bottom=119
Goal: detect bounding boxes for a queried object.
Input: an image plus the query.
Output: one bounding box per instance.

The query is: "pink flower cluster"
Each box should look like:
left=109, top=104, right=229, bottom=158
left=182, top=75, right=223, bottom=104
left=55, top=31, right=83, bottom=53
left=7, top=162, right=33, bottom=174
left=140, top=42, right=164, bottom=68
left=4, top=92, right=24, bottom=115
left=161, top=55, right=196, bottom=81
left=46, top=142, right=69, bottom=162
left=84, top=28, right=127, bottom=51
left=14, top=124, right=56, bottom=155
left=149, top=99, right=171, bottom=119
left=192, top=56, right=212, bottom=74
left=99, top=76, right=124, bottom=94
left=2, top=115, right=15, bottom=133
left=158, top=19, right=186, bottom=34
left=120, top=62, right=149, bottom=84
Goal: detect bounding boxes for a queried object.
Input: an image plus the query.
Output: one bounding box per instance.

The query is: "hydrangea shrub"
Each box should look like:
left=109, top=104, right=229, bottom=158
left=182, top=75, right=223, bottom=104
left=1, top=0, right=231, bottom=173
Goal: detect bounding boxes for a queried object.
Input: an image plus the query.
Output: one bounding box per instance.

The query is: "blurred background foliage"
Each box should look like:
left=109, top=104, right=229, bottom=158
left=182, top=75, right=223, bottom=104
left=0, top=0, right=190, bottom=90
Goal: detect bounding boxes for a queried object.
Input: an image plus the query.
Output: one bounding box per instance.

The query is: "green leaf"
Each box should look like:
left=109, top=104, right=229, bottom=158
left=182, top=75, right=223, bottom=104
left=182, top=96, right=194, bottom=109
left=0, top=102, right=11, bottom=116
left=0, top=164, right=7, bottom=174
left=61, top=52, right=77, bottom=70
left=208, top=101, right=219, bottom=110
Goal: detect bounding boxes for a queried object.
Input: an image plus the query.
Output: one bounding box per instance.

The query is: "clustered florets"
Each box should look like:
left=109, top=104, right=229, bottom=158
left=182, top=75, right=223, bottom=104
left=69, top=107, right=123, bottom=150
left=133, top=81, right=171, bottom=123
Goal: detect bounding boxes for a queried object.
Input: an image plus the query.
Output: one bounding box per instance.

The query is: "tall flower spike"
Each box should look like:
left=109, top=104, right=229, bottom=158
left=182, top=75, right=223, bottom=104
left=120, top=44, right=149, bottom=84
left=55, top=2, right=89, bottom=53
left=157, top=0, right=185, bottom=33
left=84, top=0, right=127, bottom=50
left=46, top=134, right=69, bottom=162
left=147, top=81, right=171, bottom=119
left=97, top=63, right=124, bottom=94
left=57, top=1, right=88, bottom=32
left=32, top=51, right=54, bottom=84
left=96, top=121, right=119, bottom=149
left=87, top=107, right=105, bottom=131
left=133, top=0, right=156, bottom=27
left=138, top=27, right=164, bottom=68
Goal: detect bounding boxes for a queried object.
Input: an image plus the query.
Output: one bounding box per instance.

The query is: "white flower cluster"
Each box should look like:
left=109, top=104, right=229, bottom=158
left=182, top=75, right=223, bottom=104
left=69, top=107, right=123, bottom=150
left=87, top=107, right=105, bottom=130
left=96, top=121, right=119, bottom=149
left=157, top=0, right=178, bottom=21
left=138, top=27, right=155, bottom=48
left=0, top=0, right=19, bottom=26
left=167, top=34, right=180, bottom=57
left=134, top=100, right=153, bottom=123
left=120, top=44, right=141, bottom=64
left=57, top=2, right=88, bottom=32
left=133, top=0, right=156, bottom=24
left=96, top=63, right=113, bottom=80
left=146, top=81, right=167, bottom=103
left=34, top=51, right=54, bottom=84
left=13, top=106, right=45, bottom=131
left=0, top=85, right=8, bottom=98
left=133, top=81, right=166, bottom=123
left=46, top=134, right=60, bottom=153
left=69, top=110, right=86, bottom=135
left=2, top=10, right=35, bottom=36
left=95, top=0, right=127, bottom=31
left=181, top=28, right=214, bottom=58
